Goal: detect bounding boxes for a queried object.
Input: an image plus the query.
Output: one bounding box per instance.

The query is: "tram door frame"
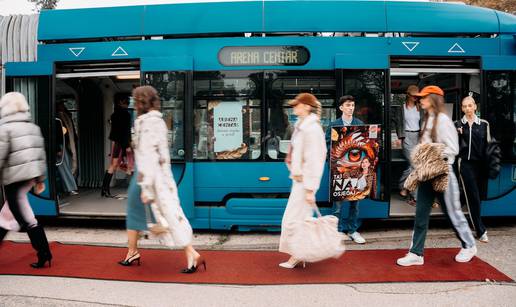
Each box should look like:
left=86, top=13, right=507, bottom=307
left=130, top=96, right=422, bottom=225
left=140, top=57, right=195, bottom=219
left=335, top=54, right=391, bottom=219
left=4, top=61, right=59, bottom=216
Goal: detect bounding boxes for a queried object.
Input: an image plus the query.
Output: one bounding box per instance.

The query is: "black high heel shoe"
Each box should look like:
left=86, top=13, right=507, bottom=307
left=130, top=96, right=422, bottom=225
left=31, top=254, right=52, bottom=268
left=118, top=253, right=141, bottom=266
left=181, top=255, right=207, bottom=274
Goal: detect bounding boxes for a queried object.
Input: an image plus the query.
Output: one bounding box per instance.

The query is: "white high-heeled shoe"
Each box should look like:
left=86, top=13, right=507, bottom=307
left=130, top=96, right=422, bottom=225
left=279, top=260, right=306, bottom=269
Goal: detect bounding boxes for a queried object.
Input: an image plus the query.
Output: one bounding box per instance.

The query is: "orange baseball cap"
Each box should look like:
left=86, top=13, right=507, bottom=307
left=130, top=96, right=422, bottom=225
left=413, top=85, right=444, bottom=97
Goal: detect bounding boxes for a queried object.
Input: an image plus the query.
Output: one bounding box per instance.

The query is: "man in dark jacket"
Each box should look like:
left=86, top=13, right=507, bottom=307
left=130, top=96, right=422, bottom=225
left=325, top=95, right=366, bottom=244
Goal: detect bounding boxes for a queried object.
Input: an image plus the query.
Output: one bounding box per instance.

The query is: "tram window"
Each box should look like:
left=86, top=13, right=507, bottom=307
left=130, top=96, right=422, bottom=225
left=193, top=71, right=262, bottom=160
left=266, top=71, right=337, bottom=160
left=486, top=71, right=516, bottom=160
left=144, top=72, right=186, bottom=160
left=342, top=70, right=385, bottom=157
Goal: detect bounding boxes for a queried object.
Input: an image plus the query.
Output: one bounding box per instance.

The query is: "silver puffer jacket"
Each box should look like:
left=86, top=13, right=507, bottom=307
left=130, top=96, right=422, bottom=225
left=0, top=111, right=47, bottom=185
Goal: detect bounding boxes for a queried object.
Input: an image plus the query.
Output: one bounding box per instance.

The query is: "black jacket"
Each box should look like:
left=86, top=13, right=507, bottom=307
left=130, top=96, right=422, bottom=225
left=109, top=108, right=132, bottom=148
left=456, top=116, right=490, bottom=161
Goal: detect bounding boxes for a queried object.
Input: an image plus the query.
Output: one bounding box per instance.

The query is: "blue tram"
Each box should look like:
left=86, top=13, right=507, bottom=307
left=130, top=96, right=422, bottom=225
left=2, top=0, right=515, bottom=229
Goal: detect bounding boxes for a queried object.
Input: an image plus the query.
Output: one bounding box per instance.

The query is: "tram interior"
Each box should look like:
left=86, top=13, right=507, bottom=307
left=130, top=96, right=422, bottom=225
left=55, top=76, right=139, bottom=217
left=389, top=71, right=480, bottom=217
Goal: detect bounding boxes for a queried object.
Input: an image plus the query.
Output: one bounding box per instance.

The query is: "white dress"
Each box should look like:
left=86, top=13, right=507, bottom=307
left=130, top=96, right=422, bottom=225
left=279, top=113, right=344, bottom=261
left=134, top=110, right=193, bottom=248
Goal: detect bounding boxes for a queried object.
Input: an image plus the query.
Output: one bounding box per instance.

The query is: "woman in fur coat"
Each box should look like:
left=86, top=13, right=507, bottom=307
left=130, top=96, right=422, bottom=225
left=397, top=86, right=476, bottom=267
left=279, top=93, right=328, bottom=269
left=119, top=86, right=205, bottom=273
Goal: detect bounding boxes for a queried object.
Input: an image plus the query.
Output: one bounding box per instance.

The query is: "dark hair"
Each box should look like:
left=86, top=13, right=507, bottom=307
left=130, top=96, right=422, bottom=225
left=114, top=93, right=129, bottom=109
left=338, top=95, right=355, bottom=106
left=132, top=86, right=160, bottom=115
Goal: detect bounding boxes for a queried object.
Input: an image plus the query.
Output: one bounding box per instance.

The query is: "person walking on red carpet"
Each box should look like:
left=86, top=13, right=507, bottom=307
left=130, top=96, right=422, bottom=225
left=119, top=86, right=205, bottom=274
left=0, top=92, right=52, bottom=268
left=279, top=93, right=344, bottom=269
left=397, top=86, right=477, bottom=267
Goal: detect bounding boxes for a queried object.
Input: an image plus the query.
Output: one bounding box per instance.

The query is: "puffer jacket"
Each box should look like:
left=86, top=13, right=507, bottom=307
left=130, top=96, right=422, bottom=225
left=404, top=143, right=449, bottom=193
left=0, top=111, right=47, bottom=185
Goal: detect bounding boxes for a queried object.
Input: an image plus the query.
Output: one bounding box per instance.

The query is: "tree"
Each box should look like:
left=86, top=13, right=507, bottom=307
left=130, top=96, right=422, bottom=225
left=29, top=0, right=59, bottom=12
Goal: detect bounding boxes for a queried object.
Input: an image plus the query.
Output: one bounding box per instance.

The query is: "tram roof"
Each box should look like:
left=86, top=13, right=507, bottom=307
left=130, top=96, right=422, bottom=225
left=38, top=1, right=516, bottom=41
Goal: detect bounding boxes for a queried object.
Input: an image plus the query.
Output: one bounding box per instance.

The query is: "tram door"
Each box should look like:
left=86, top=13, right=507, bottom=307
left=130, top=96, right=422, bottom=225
left=389, top=62, right=481, bottom=217
left=4, top=61, right=58, bottom=216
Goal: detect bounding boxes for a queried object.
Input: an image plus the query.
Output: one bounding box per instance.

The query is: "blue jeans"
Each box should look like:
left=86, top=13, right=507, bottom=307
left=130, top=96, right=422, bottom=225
left=333, top=200, right=359, bottom=234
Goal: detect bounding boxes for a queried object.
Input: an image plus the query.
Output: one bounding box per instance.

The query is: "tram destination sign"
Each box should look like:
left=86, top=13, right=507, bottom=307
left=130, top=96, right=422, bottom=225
left=218, top=46, right=310, bottom=66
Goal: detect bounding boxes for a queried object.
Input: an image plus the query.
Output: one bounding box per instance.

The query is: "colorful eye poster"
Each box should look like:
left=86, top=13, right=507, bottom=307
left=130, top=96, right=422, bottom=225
left=330, top=125, right=381, bottom=201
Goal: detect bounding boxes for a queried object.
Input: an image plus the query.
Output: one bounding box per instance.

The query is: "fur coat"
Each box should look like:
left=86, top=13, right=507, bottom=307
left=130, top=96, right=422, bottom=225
left=134, top=110, right=193, bottom=247
left=404, top=143, right=449, bottom=193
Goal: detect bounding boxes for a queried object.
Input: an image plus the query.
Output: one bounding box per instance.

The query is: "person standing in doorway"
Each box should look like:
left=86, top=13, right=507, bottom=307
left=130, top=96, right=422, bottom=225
left=325, top=95, right=366, bottom=244
left=0, top=92, right=52, bottom=268
left=101, top=93, right=132, bottom=198
left=398, top=85, right=422, bottom=206
left=397, top=86, right=477, bottom=266
left=456, top=95, right=490, bottom=243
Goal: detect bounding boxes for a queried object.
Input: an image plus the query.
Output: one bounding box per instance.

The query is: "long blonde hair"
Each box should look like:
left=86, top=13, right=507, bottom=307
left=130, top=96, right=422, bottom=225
left=420, top=94, right=446, bottom=142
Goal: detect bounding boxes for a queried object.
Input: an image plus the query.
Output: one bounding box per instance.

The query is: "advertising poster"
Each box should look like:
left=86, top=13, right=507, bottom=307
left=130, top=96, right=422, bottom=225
left=211, top=101, right=248, bottom=159
left=330, top=125, right=381, bottom=202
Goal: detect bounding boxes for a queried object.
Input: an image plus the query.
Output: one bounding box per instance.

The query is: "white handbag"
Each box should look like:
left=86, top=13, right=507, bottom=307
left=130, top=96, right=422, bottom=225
left=288, top=206, right=346, bottom=263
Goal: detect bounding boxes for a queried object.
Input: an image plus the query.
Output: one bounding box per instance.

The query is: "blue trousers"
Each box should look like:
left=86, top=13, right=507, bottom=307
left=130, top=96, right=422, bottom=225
left=333, top=200, right=359, bottom=234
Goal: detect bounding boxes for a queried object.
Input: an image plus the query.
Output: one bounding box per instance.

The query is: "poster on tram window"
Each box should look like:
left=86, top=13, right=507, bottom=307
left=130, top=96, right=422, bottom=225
left=211, top=101, right=248, bottom=159
left=330, top=125, right=381, bottom=202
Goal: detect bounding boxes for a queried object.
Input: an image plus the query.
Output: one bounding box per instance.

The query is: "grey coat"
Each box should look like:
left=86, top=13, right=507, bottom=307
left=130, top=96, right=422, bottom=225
left=0, top=111, right=47, bottom=185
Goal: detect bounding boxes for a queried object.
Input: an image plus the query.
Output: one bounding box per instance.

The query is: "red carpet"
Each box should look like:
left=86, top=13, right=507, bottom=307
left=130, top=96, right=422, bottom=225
left=0, top=241, right=512, bottom=284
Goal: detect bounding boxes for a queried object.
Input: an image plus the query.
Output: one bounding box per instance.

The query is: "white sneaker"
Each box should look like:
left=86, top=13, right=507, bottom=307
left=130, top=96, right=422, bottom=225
left=455, top=246, right=477, bottom=263
left=349, top=232, right=366, bottom=244
left=397, top=252, right=424, bottom=266
left=479, top=232, right=489, bottom=243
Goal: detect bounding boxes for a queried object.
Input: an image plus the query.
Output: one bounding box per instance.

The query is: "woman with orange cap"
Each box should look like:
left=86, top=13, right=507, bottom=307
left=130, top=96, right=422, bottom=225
left=279, top=93, right=327, bottom=268
left=397, top=86, right=476, bottom=267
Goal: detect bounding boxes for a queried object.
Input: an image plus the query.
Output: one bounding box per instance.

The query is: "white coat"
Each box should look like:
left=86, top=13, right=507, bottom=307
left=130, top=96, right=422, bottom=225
left=134, top=110, right=193, bottom=248
left=279, top=113, right=327, bottom=254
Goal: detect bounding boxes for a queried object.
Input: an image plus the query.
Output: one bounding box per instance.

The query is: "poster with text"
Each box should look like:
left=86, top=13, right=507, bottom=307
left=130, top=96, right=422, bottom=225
left=212, top=101, right=248, bottom=159
left=330, top=125, right=381, bottom=202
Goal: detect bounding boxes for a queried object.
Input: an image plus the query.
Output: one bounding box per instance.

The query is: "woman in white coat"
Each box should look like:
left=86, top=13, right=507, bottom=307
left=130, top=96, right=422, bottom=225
left=122, top=85, right=205, bottom=273
left=279, top=93, right=328, bottom=268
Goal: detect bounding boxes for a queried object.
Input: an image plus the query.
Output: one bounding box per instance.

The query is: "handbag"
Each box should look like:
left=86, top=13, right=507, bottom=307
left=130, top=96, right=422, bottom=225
left=145, top=203, right=169, bottom=236
left=288, top=206, right=346, bottom=263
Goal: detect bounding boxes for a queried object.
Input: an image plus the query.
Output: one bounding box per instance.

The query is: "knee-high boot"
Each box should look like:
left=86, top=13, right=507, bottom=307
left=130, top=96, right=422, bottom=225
left=101, top=171, right=113, bottom=197
left=0, top=227, right=7, bottom=243
left=27, top=225, right=52, bottom=268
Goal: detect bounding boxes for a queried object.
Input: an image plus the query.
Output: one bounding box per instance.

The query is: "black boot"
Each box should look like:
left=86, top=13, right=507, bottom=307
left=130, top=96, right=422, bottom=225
left=101, top=171, right=113, bottom=197
left=27, top=225, right=52, bottom=268
left=0, top=227, right=7, bottom=243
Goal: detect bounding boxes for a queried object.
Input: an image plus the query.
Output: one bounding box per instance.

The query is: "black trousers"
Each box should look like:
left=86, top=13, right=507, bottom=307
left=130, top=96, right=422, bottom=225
left=458, top=159, right=487, bottom=238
